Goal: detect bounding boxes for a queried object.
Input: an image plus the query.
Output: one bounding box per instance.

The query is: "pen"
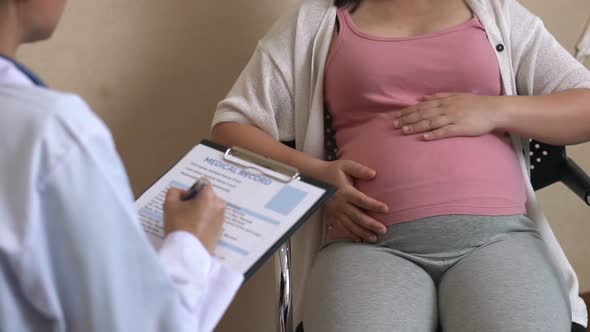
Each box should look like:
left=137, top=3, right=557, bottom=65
left=181, top=178, right=208, bottom=201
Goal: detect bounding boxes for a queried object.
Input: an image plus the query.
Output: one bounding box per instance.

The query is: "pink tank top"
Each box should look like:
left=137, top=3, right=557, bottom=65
left=324, top=9, right=527, bottom=225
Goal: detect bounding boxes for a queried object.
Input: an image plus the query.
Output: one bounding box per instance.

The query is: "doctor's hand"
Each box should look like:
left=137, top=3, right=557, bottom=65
left=164, top=180, right=226, bottom=254
left=311, top=160, right=388, bottom=243
left=394, top=93, right=502, bottom=140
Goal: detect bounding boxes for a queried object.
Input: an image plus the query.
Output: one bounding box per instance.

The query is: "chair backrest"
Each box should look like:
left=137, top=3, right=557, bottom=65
left=529, top=140, right=567, bottom=191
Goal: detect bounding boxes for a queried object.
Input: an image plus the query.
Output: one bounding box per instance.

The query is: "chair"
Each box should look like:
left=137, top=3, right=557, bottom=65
left=277, top=110, right=590, bottom=332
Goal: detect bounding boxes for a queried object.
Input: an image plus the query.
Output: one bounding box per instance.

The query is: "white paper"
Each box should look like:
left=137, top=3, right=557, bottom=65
left=135, top=143, right=327, bottom=275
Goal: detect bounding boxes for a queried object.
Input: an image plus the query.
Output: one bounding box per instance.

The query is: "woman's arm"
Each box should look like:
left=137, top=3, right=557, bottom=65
left=497, top=89, right=590, bottom=145
left=506, top=0, right=590, bottom=145
left=393, top=89, right=590, bottom=145
left=212, top=122, right=323, bottom=176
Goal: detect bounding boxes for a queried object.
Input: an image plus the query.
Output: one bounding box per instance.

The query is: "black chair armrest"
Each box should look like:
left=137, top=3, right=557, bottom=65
left=562, top=158, right=590, bottom=206
left=296, top=322, right=304, bottom=332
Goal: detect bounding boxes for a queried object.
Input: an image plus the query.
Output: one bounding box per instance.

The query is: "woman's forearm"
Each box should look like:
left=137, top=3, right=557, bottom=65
left=497, top=89, right=590, bottom=145
left=211, top=122, right=325, bottom=177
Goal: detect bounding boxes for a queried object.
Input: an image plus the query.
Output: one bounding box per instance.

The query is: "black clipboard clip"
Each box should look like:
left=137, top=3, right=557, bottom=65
left=223, top=146, right=301, bottom=183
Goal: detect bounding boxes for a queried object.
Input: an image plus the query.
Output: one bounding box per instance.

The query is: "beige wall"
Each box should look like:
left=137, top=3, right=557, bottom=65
left=17, top=0, right=590, bottom=331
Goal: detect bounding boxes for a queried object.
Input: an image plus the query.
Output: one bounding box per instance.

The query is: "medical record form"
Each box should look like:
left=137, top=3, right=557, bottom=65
left=135, top=140, right=334, bottom=278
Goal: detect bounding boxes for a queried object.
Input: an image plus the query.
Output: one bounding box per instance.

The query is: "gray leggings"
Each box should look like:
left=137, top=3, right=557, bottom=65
left=303, top=215, right=571, bottom=332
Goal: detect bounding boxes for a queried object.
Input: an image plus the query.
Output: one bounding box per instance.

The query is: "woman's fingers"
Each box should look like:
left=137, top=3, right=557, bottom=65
left=326, top=218, right=361, bottom=242
left=395, top=103, right=444, bottom=128
left=340, top=215, right=379, bottom=242
left=324, top=193, right=386, bottom=241
left=337, top=219, right=361, bottom=241
left=326, top=189, right=387, bottom=239
left=422, top=93, right=455, bottom=101
left=340, top=160, right=376, bottom=181
left=424, top=124, right=461, bottom=140
left=401, top=115, right=452, bottom=135
left=344, top=187, right=388, bottom=214
left=345, top=204, right=387, bottom=235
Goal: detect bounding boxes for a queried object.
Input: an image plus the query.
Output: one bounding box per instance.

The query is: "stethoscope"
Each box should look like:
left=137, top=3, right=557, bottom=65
left=0, top=54, right=46, bottom=87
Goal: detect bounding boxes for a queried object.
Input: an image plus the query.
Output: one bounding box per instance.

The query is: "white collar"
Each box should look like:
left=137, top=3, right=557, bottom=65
left=0, top=57, right=35, bottom=87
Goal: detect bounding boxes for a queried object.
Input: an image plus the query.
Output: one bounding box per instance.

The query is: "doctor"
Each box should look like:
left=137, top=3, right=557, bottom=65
left=0, top=0, right=242, bottom=331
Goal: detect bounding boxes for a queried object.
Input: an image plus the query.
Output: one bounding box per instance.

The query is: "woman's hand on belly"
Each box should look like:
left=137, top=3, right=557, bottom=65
left=311, top=160, right=388, bottom=242
left=393, top=93, right=502, bottom=140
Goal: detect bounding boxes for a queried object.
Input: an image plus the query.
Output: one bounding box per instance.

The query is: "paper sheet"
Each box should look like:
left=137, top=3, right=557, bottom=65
left=135, top=142, right=328, bottom=275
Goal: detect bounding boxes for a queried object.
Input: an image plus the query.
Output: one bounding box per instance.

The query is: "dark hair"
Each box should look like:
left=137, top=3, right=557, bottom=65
left=335, top=0, right=362, bottom=11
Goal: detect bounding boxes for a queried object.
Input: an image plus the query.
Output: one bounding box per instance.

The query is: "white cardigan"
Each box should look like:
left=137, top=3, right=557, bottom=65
left=213, top=0, right=590, bottom=326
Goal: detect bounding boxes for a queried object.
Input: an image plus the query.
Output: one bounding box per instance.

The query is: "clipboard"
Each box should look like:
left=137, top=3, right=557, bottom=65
left=136, top=139, right=335, bottom=280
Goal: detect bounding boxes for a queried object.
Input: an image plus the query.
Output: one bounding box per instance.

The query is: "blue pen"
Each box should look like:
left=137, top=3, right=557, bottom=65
left=181, top=178, right=208, bottom=201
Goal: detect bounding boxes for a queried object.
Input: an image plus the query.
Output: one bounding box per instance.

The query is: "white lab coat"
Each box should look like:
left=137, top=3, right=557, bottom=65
left=0, top=57, right=243, bottom=332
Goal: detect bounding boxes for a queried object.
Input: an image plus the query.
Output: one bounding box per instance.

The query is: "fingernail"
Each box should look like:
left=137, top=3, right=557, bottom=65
left=402, top=126, right=410, bottom=133
left=393, top=120, right=400, bottom=128
left=380, top=228, right=387, bottom=235
left=424, top=133, right=431, bottom=140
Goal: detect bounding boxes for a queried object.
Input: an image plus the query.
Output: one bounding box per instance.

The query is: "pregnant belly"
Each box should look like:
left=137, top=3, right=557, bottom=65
left=335, top=113, right=527, bottom=223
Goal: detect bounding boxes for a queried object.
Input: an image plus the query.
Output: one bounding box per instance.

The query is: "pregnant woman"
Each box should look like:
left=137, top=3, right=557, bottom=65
left=211, top=0, right=590, bottom=330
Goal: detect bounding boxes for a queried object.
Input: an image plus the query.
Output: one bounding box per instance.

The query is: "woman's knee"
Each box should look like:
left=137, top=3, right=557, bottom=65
left=303, top=243, right=438, bottom=332
left=438, top=234, right=570, bottom=332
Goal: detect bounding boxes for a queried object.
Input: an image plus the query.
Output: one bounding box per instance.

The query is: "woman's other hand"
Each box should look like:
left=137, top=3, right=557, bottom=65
left=313, top=160, right=388, bottom=242
left=394, top=93, right=502, bottom=140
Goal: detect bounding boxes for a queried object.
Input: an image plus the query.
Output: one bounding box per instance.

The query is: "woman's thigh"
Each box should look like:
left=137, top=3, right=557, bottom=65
left=438, top=233, right=571, bottom=332
left=303, top=242, right=438, bottom=332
